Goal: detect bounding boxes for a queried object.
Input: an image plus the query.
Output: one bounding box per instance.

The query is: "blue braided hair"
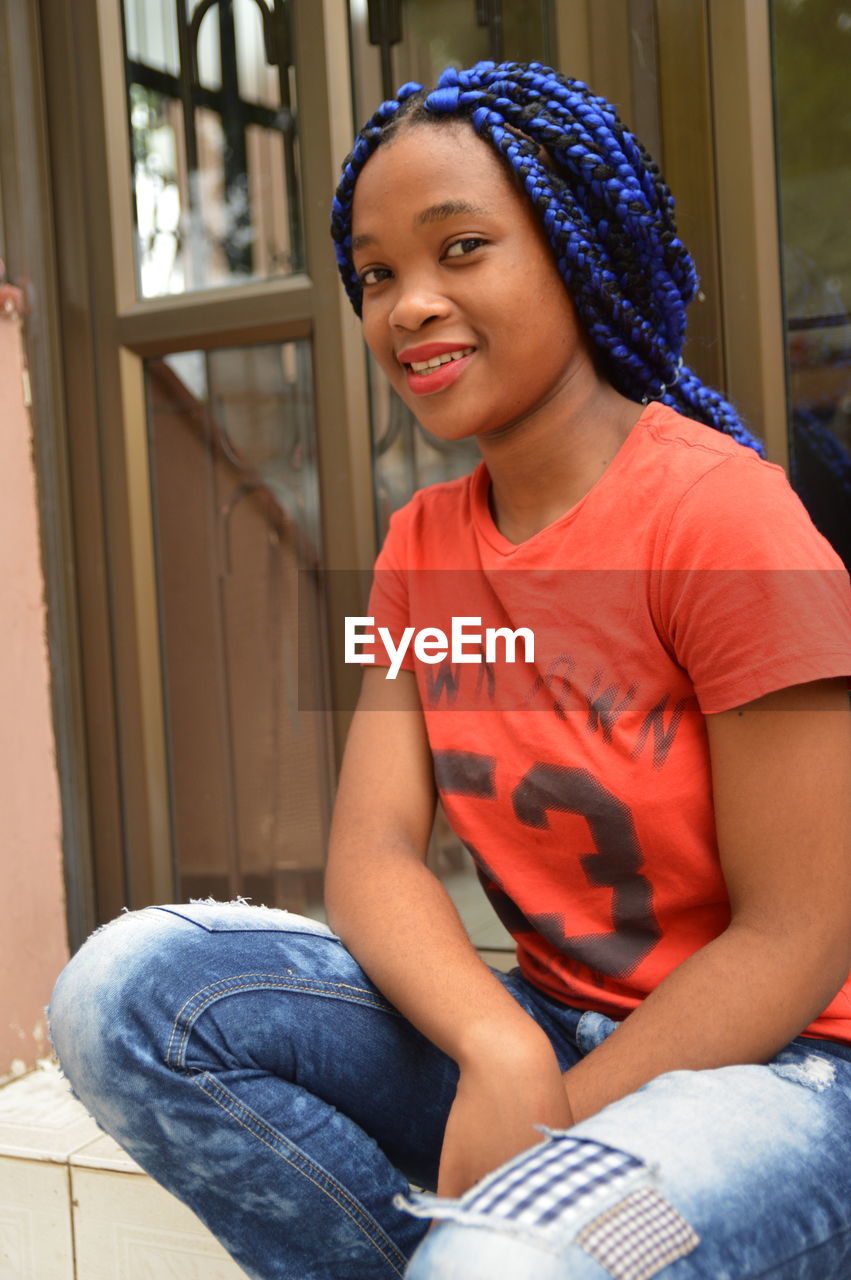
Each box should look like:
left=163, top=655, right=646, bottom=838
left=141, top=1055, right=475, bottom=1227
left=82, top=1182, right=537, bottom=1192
left=330, top=60, right=764, bottom=454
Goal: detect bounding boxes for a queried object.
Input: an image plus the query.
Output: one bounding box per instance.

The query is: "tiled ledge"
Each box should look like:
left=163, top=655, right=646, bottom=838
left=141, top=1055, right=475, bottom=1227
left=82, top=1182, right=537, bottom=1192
left=0, top=1062, right=248, bottom=1278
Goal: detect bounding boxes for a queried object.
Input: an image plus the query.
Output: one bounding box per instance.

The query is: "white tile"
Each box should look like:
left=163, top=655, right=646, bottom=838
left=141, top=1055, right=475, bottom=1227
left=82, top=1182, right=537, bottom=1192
left=0, top=1156, right=74, bottom=1279
left=72, top=1166, right=250, bottom=1278
left=0, top=1063, right=100, bottom=1162
left=70, top=1131, right=145, bottom=1175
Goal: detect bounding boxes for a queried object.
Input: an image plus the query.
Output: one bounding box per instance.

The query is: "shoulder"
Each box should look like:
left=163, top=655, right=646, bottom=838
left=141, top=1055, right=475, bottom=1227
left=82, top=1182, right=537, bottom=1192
left=640, top=402, right=780, bottom=489
left=640, top=410, right=851, bottom=711
left=638, top=405, right=843, bottom=571
left=376, top=467, right=479, bottom=565
left=387, top=467, right=476, bottom=524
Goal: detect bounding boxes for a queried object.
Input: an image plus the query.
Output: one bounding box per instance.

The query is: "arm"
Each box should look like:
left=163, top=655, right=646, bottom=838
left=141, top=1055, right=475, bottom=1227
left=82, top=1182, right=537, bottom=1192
left=562, top=676, right=851, bottom=1124
left=325, top=666, right=572, bottom=1194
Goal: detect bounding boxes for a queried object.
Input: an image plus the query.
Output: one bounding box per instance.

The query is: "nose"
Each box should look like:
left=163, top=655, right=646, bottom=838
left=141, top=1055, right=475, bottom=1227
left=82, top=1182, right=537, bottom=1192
left=388, top=275, right=453, bottom=332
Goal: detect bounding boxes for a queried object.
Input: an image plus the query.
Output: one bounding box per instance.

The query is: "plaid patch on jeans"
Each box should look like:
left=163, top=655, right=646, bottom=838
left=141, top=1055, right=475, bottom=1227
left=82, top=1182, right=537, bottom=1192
left=461, top=1136, right=644, bottom=1229
left=577, top=1186, right=700, bottom=1280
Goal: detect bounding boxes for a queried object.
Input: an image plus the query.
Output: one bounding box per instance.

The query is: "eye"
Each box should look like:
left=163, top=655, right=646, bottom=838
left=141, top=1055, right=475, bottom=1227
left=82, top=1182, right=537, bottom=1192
left=444, top=237, right=487, bottom=260
left=357, top=265, right=392, bottom=288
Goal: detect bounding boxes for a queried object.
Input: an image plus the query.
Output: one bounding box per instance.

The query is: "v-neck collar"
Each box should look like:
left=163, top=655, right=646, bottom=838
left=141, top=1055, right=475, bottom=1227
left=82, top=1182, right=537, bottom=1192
left=470, top=403, right=654, bottom=557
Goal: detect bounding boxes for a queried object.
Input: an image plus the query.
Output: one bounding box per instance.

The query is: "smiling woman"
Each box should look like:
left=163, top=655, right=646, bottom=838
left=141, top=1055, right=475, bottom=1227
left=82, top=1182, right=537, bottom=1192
left=349, top=123, right=614, bottom=459
left=49, top=60, right=851, bottom=1280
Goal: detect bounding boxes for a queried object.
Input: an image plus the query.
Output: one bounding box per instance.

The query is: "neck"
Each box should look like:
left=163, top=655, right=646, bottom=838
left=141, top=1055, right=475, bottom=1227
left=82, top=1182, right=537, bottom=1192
left=477, top=373, right=644, bottom=545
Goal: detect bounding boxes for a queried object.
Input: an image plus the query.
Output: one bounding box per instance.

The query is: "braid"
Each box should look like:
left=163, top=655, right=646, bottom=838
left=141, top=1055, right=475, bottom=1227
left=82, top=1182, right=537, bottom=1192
left=330, top=60, right=763, bottom=454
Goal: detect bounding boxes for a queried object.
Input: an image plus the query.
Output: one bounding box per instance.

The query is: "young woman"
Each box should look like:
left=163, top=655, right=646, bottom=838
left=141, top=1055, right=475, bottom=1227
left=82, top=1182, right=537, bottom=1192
left=50, top=62, right=851, bottom=1280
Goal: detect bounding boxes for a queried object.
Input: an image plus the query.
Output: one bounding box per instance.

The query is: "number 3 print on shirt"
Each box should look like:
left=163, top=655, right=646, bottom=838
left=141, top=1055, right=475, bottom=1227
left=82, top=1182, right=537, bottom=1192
left=434, top=750, right=662, bottom=979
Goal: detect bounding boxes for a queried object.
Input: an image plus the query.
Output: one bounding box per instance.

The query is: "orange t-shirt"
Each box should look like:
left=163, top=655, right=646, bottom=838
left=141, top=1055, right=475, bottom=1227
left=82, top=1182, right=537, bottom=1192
left=365, top=403, right=851, bottom=1041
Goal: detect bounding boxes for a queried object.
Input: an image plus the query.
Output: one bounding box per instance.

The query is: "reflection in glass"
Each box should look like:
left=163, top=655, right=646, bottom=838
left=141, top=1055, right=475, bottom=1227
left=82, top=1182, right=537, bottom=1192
left=349, top=0, right=554, bottom=106
left=124, top=0, right=181, bottom=74
left=397, top=0, right=553, bottom=93
left=145, top=341, right=331, bottom=917
left=122, top=0, right=302, bottom=297
left=772, top=0, right=851, bottom=566
left=129, top=87, right=184, bottom=295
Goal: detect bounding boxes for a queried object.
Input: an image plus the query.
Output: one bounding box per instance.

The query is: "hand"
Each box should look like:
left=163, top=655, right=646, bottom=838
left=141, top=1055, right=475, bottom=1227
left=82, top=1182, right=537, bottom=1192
left=436, top=1039, right=574, bottom=1199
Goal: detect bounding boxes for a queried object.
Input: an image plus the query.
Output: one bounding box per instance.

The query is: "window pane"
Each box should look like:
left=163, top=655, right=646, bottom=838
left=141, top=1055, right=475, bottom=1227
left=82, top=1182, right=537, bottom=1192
left=349, top=0, right=554, bottom=120
left=145, top=341, right=331, bottom=918
left=122, top=0, right=303, bottom=297
left=124, top=0, right=181, bottom=75
left=772, top=0, right=851, bottom=568
left=399, top=0, right=552, bottom=81
left=235, top=0, right=280, bottom=104
left=130, top=86, right=186, bottom=295
left=194, top=0, right=223, bottom=91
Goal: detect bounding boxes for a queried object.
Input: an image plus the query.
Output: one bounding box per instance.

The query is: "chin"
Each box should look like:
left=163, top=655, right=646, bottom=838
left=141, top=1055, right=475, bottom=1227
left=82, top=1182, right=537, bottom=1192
left=416, top=421, right=479, bottom=444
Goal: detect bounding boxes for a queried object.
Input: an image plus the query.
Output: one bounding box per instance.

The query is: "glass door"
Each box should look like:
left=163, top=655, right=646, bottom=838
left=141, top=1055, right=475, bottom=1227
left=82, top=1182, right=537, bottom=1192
left=42, top=0, right=370, bottom=927
left=119, top=0, right=335, bottom=916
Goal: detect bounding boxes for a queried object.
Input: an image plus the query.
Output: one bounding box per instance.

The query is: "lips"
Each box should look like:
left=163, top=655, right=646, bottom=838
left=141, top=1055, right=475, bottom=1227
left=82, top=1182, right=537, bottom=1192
left=397, top=341, right=477, bottom=396
left=397, top=340, right=474, bottom=364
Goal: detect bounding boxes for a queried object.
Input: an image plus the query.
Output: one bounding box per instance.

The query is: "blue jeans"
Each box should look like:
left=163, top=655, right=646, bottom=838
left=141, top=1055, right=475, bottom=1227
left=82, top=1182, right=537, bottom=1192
left=48, top=901, right=851, bottom=1280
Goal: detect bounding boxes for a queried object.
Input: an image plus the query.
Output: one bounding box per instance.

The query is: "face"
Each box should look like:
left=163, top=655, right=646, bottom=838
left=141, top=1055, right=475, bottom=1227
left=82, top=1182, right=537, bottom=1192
left=350, top=122, right=595, bottom=444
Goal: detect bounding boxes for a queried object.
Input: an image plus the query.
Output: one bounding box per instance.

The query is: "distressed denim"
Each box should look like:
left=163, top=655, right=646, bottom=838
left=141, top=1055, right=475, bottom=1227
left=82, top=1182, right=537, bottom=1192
left=48, top=901, right=851, bottom=1280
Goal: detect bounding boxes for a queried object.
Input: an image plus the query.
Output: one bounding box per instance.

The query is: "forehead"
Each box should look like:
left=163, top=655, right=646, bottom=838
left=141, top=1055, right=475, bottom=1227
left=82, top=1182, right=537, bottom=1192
left=351, top=122, right=522, bottom=238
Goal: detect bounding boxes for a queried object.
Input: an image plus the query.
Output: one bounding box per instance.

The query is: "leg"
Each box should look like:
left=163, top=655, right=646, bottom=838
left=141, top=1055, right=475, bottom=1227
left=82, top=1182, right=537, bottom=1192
left=405, top=1040, right=851, bottom=1278
left=49, top=901, right=460, bottom=1280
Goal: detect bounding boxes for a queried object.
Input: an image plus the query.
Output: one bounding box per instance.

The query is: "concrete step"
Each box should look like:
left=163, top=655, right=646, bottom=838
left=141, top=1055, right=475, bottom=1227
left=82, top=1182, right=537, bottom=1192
left=0, top=1062, right=247, bottom=1278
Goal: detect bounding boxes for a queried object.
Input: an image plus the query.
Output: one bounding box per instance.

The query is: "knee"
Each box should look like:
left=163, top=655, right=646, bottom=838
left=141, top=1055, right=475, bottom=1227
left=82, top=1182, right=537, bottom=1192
left=405, top=1223, right=565, bottom=1280
left=48, top=908, right=184, bottom=1099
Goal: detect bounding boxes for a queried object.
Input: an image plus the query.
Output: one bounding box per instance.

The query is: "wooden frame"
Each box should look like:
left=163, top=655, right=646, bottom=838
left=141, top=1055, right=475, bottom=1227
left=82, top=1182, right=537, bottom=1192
left=707, top=0, right=788, bottom=464
left=35, top=0, right=373, bottom=926
left=0, top=0, right=95, bottom=947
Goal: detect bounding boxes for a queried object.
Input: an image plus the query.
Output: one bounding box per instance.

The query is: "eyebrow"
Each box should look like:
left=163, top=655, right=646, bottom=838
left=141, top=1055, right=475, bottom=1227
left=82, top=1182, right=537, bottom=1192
left=351, top=200, right=492, bottom=253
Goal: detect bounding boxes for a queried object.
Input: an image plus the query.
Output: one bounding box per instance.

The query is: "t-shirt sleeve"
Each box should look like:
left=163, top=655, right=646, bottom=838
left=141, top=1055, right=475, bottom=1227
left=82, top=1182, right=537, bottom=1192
left=359, top=502, right=417, bottom=675
left=655, top=454, right=851, bottom=713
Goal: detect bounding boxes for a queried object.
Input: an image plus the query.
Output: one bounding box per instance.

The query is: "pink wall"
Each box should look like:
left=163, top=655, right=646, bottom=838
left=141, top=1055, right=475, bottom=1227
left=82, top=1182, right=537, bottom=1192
left=0, top=298, right=68, bottom=1076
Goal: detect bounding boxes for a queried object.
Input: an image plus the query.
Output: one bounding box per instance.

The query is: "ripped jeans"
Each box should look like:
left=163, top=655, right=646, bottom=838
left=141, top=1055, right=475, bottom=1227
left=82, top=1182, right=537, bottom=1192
left=48, top=902, right=851, bottom=1280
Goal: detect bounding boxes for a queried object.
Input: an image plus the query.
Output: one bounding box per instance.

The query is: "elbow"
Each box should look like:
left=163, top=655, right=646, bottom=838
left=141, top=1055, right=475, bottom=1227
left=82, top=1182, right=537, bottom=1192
left=727, top=915, right=851, bottom=1019
left=321, top=839, right=384, bottom=941
left=796, top=916, right=851, bottom=1004
left=801, top=920, right=851, bottom=1006
left=324, top=893, right=346, bottom=942
left=816, top=945, right=851, bottom=1011
left=322, top=851, right=348, bottom=938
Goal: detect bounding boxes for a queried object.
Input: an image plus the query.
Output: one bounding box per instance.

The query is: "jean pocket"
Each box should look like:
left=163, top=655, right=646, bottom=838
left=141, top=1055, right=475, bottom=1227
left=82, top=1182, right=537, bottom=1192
left=152, top=902, right=339, bottom=938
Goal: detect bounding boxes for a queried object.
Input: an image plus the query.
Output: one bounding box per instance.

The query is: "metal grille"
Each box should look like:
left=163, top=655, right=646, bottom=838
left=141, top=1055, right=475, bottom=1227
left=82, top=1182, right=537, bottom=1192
left=121, top=0, right=302, bottom=295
